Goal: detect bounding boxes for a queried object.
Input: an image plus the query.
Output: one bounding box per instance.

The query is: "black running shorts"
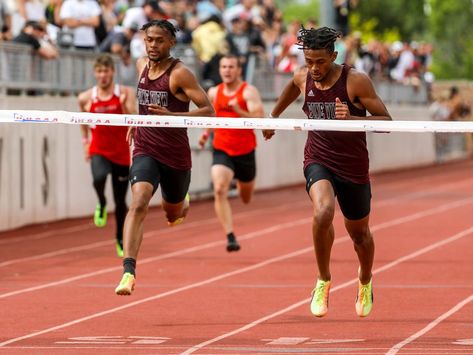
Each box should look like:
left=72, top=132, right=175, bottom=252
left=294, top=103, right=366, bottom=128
left=212, top=149, right=256, bottom=182
left=304, top=163, right=371, bottom=220
left=130, top=155, right=190, bottom=204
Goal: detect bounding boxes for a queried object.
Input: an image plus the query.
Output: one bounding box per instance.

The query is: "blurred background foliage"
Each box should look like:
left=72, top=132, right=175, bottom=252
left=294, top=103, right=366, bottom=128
left=277, top=0, right=473, bottom=80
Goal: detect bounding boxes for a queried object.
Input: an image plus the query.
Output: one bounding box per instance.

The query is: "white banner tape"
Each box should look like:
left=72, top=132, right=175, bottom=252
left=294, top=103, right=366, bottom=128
left=0, top=109, right=471, bottom=133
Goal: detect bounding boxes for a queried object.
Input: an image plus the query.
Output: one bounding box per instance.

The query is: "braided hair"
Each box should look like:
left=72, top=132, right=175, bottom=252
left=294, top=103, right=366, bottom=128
left=297, top=26, right=341, bottom=53
left=141, top=19, right=178, bottom=38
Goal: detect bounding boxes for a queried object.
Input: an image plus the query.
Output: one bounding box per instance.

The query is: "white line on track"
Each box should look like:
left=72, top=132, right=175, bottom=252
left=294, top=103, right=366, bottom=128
left=2, top=176, right=472, bottom=269
left=1, top=166, right=470, bottom=247
left=386, top=293, right=473, bottom=354
left=181, top=225, right=473, bottom=354
left=0, top=199, right=310, bottom=268
left=1, top=193, right=472, bottom=300
left=1, top=195, right=473, bottom=346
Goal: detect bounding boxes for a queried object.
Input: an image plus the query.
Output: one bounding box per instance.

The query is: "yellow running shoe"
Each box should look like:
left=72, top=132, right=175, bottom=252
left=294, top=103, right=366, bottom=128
left=310, top=279, right=331, bottom=317
left=115, top=272, right=135, bottom=295
left=355, top=278, right=373, bottom=317
left=167, top=193, right=190, bottom=227
left=94, top=204, right=107, bottom=227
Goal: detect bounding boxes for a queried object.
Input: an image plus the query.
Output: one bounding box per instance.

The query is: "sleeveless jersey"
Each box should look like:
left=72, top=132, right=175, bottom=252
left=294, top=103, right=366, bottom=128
left=212, top=82, right=256, bottom=156
left=302, top=64, right=369, bottom=184
left=88, top=84, right=130, bottom=166
left=134, top=59, right=191, bottom=170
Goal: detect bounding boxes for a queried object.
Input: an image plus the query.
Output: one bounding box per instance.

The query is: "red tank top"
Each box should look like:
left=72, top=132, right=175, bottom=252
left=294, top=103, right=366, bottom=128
left=212, top=82, right=256, bottom=156
left=302, top=64, right=369, bottom=184
left=88, top=84, right=130, bottom=166
left=134, top=59, right=191, bottom=170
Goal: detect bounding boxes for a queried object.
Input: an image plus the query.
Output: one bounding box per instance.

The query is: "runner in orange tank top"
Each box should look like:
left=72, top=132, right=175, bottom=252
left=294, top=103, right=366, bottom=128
left=199, top=54, right=264, bottom=252
left=78, top=54, right=136, bottom=258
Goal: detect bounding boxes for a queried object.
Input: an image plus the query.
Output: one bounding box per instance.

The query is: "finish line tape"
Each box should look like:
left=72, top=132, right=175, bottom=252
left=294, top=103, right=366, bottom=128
left=0, top=109, right=471, bottom=133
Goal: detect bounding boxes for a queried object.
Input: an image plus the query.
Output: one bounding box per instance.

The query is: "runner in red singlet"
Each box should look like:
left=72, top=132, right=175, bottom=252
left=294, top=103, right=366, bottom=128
left=78, top=54, right=136, bottom=257
left=115, top=20, right=214, bottom=295
left=263, top=27, right=392, bottom=318
left=199, top=55, right=264, bottom=252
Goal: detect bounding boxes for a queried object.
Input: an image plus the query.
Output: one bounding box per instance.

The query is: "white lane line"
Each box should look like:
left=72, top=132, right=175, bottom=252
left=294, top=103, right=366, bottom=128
left=0, top=219, right=310, bottom=299
left=386, top=294, right=473, bottom=355
left=0, top=199, right=310, bottom=268
left=1, top=197, right=473, bottom=346
left=0, top=247, right=312, bottom=347
left=181, top=226, right=473, bottom=354
left=2, top=193, right=472, bottom=300
left=0, top=224, right=92, bottom=245
left=2, top=176, right=471, bottom=269
left=1, top=191, right=472, bottom=301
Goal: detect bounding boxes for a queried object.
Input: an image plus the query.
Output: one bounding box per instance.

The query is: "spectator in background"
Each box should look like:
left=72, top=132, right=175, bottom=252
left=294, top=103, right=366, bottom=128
left=277, top=44, right=300, bottom=73
left=192, top=13, right=226, bottom=63
left=45, top=0, right=63, bottom=28
left=261, top=11, right=283, bottom=68
left=0, top=0, right=13, bottom=40
left=174, top=11, right=192, bottom=44
left=222, top=0, right=261, bottom=30
left=18, top=0, right=47, bottom=24
left=448, top=86, right=471, bottom=121
left=59, top=0, right=102, bottom=50
left=99, top=20, right=138, bottom=58
left=226, top=14, right=265, bottom=78
left=201, top=39, right=230, bottom=89
left=123, top=0, right=168, bottom=59
left=122, top=0, right=167, bottom=30
left=390, top=41, right=415, bottom=83
left=100, top=0, right=119, bottom=33
left=13, top=20, right=58, bottom=59
left=333, top=0, right=357, bottom=36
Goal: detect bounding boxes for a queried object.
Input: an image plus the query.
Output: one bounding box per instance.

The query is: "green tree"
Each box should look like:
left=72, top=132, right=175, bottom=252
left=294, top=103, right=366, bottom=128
left=428, top=0, right=473, bottom=79
left=350, top=0, right=427, bottom=41
left=278, top=0, right=320, bottom=25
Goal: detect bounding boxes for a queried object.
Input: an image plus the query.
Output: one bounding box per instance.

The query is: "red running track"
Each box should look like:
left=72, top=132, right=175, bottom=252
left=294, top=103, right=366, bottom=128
left=1, top=160, right=473, bottom=354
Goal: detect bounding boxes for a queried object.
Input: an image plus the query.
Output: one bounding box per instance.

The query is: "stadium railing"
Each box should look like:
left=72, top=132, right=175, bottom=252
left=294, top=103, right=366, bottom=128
left=0, top=42, right=428, bottom=105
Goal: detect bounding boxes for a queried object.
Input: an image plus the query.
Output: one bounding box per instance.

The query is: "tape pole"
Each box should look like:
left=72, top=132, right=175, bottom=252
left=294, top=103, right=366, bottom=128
left=1, top=109, right=473, bottom=133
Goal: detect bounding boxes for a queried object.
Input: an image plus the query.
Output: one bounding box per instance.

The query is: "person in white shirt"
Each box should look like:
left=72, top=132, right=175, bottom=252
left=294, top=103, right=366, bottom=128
left=59, top=0, right=101, bottom=50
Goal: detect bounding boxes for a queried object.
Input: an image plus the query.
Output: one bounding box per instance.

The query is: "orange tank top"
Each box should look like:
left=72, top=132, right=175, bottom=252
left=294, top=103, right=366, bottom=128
left=212, top=82, right=256, bottom=156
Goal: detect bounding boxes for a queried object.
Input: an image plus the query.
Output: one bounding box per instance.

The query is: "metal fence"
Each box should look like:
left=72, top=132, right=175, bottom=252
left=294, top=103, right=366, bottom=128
left=0, top=41, right=429, bottom=104
left=0, top=42, right=101, bottom=95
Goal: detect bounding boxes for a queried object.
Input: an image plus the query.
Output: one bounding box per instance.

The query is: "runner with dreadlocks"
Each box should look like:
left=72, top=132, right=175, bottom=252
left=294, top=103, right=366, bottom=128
left=263, top=26, right=391, bottom=317
left=115, top=19, right=215, bottom=295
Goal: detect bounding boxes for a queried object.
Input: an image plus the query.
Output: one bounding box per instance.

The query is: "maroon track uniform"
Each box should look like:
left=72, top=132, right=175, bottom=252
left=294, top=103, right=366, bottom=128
left=303, top=64, right=369, bottom=184
left=135, top=59, right=191, bottom=170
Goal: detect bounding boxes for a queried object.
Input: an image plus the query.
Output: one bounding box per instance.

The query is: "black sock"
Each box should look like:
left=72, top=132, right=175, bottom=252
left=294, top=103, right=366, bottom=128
left=123, top=257, right=136, bottom=276
left=227, top=232, right=237, bottom=242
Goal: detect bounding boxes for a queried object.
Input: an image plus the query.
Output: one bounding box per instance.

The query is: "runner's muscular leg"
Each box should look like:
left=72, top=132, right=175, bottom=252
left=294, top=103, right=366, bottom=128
left=237, top=179, right=255, bottom=204
left=345, top=215, right=374, bottom=284
left=211, top=164, right=234, bottom=234
left=309, top=179, right=336, bottom=282
left=162, top=195, right=190, bottom=223
left=123, top=181, right=153, bottom=259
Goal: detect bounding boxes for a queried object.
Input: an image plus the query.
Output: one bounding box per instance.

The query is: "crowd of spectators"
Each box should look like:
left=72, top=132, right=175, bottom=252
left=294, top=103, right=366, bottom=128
left=0, top=0, right=433, bottom=90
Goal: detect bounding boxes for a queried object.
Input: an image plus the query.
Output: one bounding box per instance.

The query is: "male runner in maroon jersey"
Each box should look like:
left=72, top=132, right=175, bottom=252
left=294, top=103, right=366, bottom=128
left=79, top=54, right=136, bottom=257
left=263, top=27, right=392, bottom=317
left=115, top=20, right=215, bottom=295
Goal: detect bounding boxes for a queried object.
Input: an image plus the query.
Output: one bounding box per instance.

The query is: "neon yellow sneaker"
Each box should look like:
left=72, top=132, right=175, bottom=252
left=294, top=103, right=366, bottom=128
left=355, top=278, right=373, bottom=317
left=167, top=193, right=190, bottom=227
left=115, top=239, right=124, bottom=258
left=94, top=204, right=107, bottom=227
left=310, top=279, right=331, bottom=317
left=115, top=272, right=135, bottom=295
